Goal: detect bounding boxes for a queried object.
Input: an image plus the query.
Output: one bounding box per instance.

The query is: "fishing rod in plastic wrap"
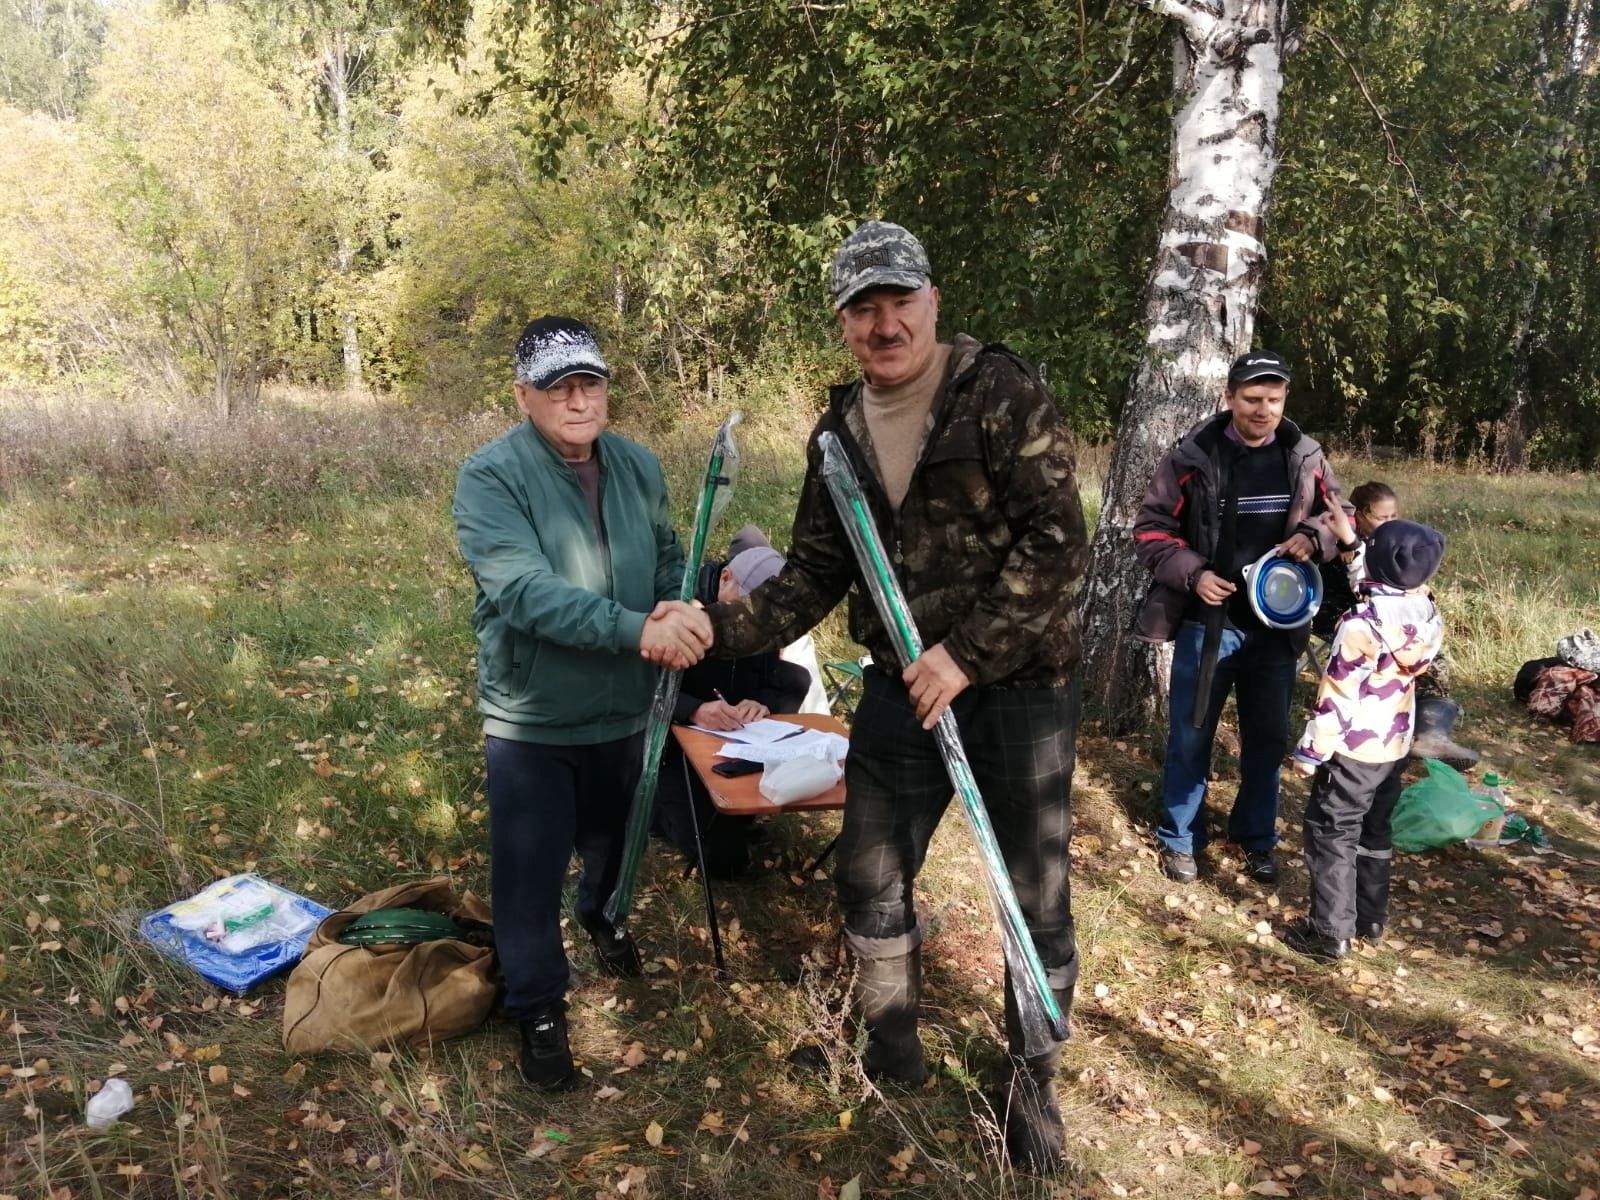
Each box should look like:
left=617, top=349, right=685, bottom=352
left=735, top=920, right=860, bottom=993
left=605, top=411, right=743, bottom=929
left=817, top=431, right=1068, bottom=1055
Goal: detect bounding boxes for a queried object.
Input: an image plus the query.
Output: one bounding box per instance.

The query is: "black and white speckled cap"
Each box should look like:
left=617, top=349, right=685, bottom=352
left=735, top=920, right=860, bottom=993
left=830, top=220, right=932, bottom=310
left=513, top=316, right=611, bottom=389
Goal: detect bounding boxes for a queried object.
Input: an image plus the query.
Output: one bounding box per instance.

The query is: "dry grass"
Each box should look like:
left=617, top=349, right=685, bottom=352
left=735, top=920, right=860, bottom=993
left=1, top=395, right=1597, bottom=1200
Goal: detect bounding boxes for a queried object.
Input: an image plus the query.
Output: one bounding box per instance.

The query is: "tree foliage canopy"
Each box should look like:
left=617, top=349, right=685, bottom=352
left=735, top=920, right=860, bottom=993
left=1, top=0, right=1597, bottom=462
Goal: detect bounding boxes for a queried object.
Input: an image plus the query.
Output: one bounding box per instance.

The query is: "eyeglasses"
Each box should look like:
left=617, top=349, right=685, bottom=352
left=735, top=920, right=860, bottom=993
left=544, top=376, right=609, bottom=401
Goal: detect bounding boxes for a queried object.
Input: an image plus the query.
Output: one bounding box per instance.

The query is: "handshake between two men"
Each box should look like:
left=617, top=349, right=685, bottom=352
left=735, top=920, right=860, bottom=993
left=636, top=598, right=969, bottom=732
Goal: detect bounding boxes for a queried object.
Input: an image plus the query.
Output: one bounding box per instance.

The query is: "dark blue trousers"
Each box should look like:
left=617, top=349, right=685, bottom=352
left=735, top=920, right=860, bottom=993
left=485, top=732, right=643, bottom=1019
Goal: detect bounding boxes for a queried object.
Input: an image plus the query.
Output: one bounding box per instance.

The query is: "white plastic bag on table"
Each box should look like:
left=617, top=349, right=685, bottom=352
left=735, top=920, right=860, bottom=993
left=758, top=756, right=842, bottom=805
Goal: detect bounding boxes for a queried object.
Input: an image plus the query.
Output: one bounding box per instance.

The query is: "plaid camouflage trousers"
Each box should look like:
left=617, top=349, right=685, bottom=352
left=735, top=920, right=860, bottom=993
left=835, top=669, right=1080, bottom=990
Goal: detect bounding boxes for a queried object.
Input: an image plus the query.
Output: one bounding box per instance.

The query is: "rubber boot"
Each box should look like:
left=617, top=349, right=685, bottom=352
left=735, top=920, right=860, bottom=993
left=856, top=947, right=927, bottom=1086
left=1001, top=971, right=1073, bottom=1174
left=1407, top=697, right=1480, bottom=770
left=579, top=916, right=643, bottom=978
left=1354, top=849, right=1391, bottom=943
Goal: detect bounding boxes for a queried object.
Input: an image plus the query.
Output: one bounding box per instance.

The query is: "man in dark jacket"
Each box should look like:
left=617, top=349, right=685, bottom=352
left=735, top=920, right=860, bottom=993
left=654, top=540, right=812, bottom=877
left=700, top=220, right=1088, bottom=1173
left=1133, top=351, right=1351, bottom=886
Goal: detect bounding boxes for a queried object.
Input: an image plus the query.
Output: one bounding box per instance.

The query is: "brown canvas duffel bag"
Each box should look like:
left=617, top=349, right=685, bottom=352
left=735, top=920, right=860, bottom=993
left=282, top=878, right=497, bottom=1055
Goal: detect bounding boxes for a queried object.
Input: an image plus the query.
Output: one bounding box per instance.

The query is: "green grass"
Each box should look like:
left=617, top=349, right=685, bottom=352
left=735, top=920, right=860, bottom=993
left=1, top=397, right=1597, bottom=1199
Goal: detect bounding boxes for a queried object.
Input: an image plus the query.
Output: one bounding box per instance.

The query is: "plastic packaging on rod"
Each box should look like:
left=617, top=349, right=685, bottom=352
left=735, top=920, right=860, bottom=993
left=818, top=431, right=1067, bottom=1055
left=605, top=411, right=743, bottom=927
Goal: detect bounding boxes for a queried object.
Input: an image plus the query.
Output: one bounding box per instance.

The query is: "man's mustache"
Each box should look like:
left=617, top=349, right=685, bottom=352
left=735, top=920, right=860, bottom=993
left=868, top=335, right=904, bottom=351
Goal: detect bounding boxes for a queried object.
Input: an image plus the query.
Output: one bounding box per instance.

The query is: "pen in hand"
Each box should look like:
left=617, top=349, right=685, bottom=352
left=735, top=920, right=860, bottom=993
left=713, top=687, right=748, bottom=729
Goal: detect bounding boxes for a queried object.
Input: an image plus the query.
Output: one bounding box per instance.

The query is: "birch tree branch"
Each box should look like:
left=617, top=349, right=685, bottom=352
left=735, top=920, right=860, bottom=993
left=1132, top=0, right=1221, bottom=45
left=1310, top=28, right=1429, bottom=219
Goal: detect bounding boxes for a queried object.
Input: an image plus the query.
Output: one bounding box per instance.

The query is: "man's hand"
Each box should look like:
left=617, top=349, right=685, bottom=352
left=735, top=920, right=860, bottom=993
left=1275, top=532, right=1316, bottom=562
left=903, top=642, right=970, bottom=731
left=1291, top=758, right=1318, bottom=778
left=690, top=700, right=744, bottom=730
left=732, top=698, right=769, bottom=723
left=640, top=600, right=713, bottom=669
left=1194, top=570, right=1237, bottom=606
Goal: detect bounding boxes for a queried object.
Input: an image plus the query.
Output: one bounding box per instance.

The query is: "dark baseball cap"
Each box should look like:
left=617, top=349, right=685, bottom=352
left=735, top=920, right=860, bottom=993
left=1227, top=349, right=1291, bottom=388
left=830, top=220, right=932, bottom=310
left=514, top=316, right=611, bottom=390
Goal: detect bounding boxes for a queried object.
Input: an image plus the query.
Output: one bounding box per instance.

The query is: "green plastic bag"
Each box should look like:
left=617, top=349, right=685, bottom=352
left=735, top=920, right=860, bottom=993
left=1391, top=759, right=1504, bottom=853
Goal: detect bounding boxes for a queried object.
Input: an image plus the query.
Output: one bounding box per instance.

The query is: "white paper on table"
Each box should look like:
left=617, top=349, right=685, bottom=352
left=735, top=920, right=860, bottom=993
left=714, top=729, right=849, bottom=765
left=689, top=717, right=805, bottom=743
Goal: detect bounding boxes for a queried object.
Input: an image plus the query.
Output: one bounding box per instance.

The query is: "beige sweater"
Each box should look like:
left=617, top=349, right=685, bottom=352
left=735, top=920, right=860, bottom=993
left=862, top=343, right=952, bottom=509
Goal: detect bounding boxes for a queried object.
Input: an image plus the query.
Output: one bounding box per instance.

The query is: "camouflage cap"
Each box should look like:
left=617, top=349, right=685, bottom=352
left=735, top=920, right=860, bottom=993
left=830, top=220, right=932, bottom=310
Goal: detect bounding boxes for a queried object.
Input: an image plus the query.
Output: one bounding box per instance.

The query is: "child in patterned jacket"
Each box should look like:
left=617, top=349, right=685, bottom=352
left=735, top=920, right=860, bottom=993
left=1285, top=519, right=1447, bottom=961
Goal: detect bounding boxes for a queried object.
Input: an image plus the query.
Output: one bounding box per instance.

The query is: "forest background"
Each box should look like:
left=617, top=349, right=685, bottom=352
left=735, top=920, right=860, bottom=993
left=3, top=0, right=1599, bottom=467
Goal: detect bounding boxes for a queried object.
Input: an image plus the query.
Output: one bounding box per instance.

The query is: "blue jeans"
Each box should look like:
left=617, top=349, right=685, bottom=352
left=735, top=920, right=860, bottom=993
left=1158, top=621, right=1297, bottom=856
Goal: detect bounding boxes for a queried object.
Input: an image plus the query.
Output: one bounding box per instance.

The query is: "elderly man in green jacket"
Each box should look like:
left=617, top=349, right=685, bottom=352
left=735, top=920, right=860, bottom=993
left=453, top=316, right=711, bottom=1092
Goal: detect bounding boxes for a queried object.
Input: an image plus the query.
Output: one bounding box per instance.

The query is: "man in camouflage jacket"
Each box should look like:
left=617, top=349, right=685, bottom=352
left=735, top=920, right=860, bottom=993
left=703, top=221, right=1087, bottom=1173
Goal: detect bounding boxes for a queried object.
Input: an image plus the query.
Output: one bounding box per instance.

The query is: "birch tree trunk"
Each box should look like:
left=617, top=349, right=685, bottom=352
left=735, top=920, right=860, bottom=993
left=1494, top=0, right=1595, bottom=471
left=1079, top=0, right=1291, bottom=730
left=322, top=28, right=364, bottom=393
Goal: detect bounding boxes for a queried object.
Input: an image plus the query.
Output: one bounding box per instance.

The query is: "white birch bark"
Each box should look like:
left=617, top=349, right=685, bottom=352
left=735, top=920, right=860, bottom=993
left=322, top=28, right=365, bottom=393
left=1079, top=0, right=1291, bottom=729
left=1495, top=0, right=1596, bottom=470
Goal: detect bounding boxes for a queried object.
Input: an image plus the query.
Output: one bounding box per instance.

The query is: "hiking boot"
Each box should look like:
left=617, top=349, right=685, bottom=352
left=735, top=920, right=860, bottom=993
left=1283, top=920, right=1348, bottom=962
left=1355, top=921, right=1385, bottom=946
left=1001, top=972, right=1072, bottom=1174
left=1408, top=698, right=1480, bottom=770
left=1245, top=850, right=1278, bottom=885
left=519, top=1006, right=576, bottom=1091
left=1161, top=851, right=1199, bottom=883
left=856, top=946, right=927, bottom=1086
left=581, top=918, right=642, bottom=979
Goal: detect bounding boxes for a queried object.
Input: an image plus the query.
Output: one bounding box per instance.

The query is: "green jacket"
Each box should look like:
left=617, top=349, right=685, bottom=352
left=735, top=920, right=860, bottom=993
left=453, top=421, right=684, bottom=745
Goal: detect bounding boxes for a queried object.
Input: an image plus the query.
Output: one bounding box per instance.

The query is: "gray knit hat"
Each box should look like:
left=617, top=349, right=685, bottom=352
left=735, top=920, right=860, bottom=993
left=727, top=547, right=785, bottom=596
left=1366, top=520, right=1446, bottom=590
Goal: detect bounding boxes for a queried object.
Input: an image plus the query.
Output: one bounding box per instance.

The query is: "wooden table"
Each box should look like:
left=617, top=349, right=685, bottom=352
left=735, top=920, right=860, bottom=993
left=669, top=712, right=849, bottom=816
left=668, top=713, right=848, bottom=972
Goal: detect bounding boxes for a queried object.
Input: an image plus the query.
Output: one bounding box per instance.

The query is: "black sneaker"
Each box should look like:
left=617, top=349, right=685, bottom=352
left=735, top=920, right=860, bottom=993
left=1355, top=921, right=1385, bottom=946
left=583, top=920, right=643, bottom=978
left=1244, top=850, right=1278, bottom=885
left=519, top=1007, right=576, bottom=1091
left=1282, top=920, right=1348, bottom=962
left=1161, top=851, right=1199, bottom=883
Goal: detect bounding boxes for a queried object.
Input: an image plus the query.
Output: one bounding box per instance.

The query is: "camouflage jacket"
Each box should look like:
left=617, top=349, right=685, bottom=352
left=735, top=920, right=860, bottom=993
left=709, top=334, right=1088, bottom=689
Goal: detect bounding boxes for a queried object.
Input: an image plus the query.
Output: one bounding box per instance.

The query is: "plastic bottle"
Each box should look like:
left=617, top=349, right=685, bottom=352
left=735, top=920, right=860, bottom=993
left=1464, top=772, right=1510, bottom=846
left=1479, top=772, right=1510, bottom=809
left=84, top=1078, right=134, bottom=1128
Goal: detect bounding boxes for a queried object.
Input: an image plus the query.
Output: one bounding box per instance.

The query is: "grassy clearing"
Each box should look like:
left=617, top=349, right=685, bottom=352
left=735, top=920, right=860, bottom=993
left=1, top=397, right=1597, bottom=1200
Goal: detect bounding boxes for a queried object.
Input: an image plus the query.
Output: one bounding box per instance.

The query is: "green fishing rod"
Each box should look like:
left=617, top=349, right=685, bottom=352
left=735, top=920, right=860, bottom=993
left=818, top=431, right=1067, bottom=1054
left=604, top=411, right=743, bottom=929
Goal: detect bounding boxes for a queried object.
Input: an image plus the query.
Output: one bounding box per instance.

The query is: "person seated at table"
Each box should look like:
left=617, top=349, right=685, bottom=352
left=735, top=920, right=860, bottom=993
left=654, top=538, right=812, bottom=878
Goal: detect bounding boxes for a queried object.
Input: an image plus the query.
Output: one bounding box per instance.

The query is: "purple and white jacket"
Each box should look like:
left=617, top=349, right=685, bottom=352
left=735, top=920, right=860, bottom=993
left=1294, top=584, right=1444, bottom=767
